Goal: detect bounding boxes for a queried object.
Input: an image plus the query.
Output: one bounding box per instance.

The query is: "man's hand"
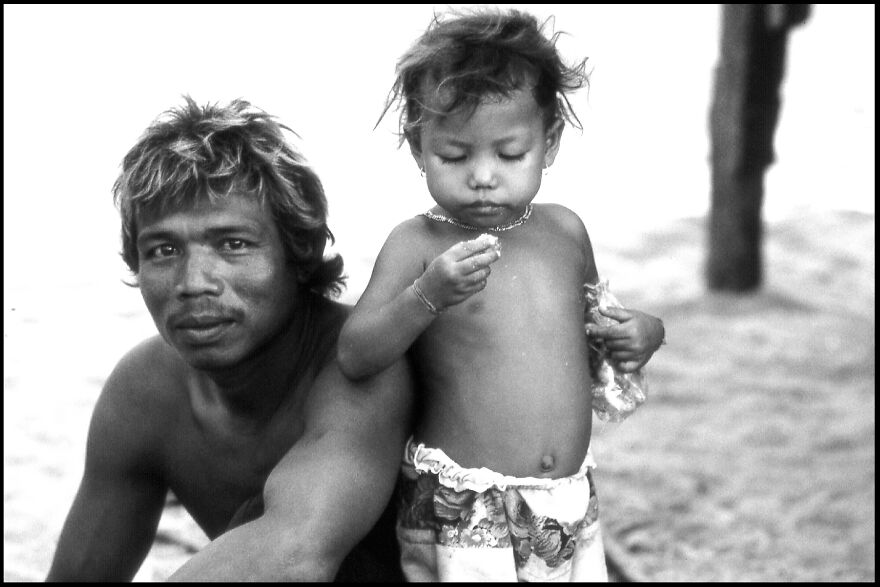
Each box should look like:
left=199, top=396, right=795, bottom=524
left=586, top=307, right=665, bottom=373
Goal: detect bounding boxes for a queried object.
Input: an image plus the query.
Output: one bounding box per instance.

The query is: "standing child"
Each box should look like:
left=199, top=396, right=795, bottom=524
left=337, top=8, right=665, bottom=582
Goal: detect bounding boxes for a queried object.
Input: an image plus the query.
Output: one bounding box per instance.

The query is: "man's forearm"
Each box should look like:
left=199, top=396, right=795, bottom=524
left=170, top=359, right=413, bottom=582
left=168, top=515, right=338, bottom=582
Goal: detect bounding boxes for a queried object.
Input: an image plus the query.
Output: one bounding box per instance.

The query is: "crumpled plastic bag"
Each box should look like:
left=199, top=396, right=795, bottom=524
left=585, top=280, right=648, bottom=422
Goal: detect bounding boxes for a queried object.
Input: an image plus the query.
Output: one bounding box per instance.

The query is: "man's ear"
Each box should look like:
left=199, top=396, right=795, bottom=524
left=543, top=118, right=565, bottom=168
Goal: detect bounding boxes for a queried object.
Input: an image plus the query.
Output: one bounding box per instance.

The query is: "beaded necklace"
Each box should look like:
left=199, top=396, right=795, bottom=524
left=421, top=204, right=533, bottom=232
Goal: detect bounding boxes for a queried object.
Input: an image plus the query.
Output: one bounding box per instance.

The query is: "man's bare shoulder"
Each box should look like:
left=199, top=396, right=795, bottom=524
left=101, top=335, right=189, bottom=411
left=307, top=296, right=354, bottom=366
left=84, top=336, right=189, bottom=471
left=313, top=297, right=352, bottom=329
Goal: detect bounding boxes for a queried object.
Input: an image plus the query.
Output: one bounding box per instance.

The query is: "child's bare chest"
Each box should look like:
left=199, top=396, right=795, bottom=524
left=416, top=238, right=586, bottom=364
left=456, top=232, right=584, bottom=317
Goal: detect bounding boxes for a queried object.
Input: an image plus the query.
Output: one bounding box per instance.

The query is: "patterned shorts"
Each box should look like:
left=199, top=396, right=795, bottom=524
left=396, top=439, right=608, bottom=582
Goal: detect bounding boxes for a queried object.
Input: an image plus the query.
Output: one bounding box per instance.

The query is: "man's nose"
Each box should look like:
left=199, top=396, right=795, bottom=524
left=468, top=156, right=497, bottom=190
left=176, top=247, right=223, bottom=297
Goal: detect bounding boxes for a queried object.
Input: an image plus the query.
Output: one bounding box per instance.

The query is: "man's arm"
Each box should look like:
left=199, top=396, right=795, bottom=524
left=168, top=356, right=414, bottom=581
left=47, top=346, right=168, bottom=581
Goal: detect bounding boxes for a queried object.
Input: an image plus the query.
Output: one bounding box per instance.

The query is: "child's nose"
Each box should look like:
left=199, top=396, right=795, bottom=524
left=468, top=157, right=497, bottom=189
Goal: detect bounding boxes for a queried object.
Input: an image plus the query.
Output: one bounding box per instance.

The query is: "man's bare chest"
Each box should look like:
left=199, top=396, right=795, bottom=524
left=159, top=411, right=306, bottom=537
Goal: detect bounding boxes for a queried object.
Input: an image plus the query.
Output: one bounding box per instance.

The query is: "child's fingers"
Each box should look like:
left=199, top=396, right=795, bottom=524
left=460, top=249, right=500, bottom=273
left=607, top=347, right=639, bottom=360
left=604, top=337, right=646, bottom=354
left=452, top=268, right=491, bottom=296
left=449, top=234, right=501, bottom=261
left=444, top=241, right=474, bottom=261
left=588, top=323, right=626, bottom=340
left=614, top=359, right=644, bottom=373
left=597, top=305, right=632, bottom=321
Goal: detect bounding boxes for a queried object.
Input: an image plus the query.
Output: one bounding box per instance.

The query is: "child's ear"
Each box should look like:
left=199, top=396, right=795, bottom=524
left=408, top=137, right=426, bottom=172
left=543, top=118, right=565, bottom=168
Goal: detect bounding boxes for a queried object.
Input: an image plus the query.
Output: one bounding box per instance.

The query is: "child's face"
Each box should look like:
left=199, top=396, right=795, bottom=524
left=413, top=88, right=562, bottom=229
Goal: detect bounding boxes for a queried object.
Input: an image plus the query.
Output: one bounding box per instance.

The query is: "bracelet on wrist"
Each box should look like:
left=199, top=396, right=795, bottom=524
left=411, top=279, right=443, bottom=316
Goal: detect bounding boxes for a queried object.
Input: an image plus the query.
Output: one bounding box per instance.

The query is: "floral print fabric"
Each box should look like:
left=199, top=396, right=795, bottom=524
left=396, top=440, right=608, bottom=582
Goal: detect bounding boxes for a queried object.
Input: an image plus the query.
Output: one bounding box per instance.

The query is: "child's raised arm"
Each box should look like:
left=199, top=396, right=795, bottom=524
left=336, top=222, right=501, bottom=381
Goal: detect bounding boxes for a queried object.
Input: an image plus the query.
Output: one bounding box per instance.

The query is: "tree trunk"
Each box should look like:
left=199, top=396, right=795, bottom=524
left=707, top=4, right=809, bottom=292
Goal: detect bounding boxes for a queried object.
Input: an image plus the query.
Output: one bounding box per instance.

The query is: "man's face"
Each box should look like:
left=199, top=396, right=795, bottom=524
left=135, top=193, right=300, bottom=370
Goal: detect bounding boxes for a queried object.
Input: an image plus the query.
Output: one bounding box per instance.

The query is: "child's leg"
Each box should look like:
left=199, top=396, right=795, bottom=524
left=395, top=445, right=519, bottom=581
left=568, top=470, right=609, bottom=581
left=503, top=468, right=607, bottom=582
left=395, top=452, right=439, bottom=581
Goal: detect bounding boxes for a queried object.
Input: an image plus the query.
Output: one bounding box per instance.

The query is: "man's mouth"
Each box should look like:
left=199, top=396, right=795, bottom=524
left=173, top=315, right=235, bottom=344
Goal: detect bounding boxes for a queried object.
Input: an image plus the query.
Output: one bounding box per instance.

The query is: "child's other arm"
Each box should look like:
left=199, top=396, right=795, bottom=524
left=552, top=203, right=665, bottom=373
left=337, top=224, right=500, bottom=380
left=586, top=307, right=665, bottom=372
left=575, top=215, right=665, bottom=371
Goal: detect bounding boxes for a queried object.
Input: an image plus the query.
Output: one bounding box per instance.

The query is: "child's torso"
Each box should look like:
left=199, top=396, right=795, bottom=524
left=412, top=205, right=593, bottom=479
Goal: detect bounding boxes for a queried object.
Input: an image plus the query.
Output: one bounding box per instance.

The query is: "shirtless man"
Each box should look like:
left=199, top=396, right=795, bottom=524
left=46, top=97, right=412, bottom=581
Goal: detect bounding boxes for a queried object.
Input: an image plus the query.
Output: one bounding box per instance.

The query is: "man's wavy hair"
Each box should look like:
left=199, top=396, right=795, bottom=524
left=378, top=8, right=590, bottom=148
left=114, top=96, right=345, bottom=298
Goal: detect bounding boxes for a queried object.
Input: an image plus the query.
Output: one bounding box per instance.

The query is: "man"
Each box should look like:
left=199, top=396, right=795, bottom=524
left=46, top=97, right=412, bottom=581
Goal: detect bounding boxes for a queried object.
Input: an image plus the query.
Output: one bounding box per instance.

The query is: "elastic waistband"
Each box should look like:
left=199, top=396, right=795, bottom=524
left=404, top=437, right=596, bottom=493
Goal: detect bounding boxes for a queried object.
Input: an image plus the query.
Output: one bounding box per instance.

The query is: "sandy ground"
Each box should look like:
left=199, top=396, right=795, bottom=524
left=588, top=210, right=875, bottom=582
left=3, top=209, right=874, bottom=581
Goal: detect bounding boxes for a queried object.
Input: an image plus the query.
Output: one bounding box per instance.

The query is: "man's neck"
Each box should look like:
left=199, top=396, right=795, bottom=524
left=189, top=295, right=320, bottom=429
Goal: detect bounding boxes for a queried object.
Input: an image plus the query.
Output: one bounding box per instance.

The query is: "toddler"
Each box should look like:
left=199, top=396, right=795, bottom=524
left=337, top=8, right=664, bottom=581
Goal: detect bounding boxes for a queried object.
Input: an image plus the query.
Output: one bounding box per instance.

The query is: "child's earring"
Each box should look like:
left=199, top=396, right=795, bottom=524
left=543, top=164, right=549, bottom=177
left=420, top=167, right=426, bottom=178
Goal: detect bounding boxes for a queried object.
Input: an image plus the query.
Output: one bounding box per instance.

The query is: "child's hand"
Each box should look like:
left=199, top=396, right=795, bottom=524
left=585, top=308, right=665, bottom=373
left=415, top=234, right=502, bottom=311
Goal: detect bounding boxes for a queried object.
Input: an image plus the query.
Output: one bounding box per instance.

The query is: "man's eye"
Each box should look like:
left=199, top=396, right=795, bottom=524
left=146, top=244, right=178, bottom=259
left=221, top=239, right=248, bottom=251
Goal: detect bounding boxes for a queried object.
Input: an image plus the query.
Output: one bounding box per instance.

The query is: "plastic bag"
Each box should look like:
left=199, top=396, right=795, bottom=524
left=584, top=280, right=648, bottom=422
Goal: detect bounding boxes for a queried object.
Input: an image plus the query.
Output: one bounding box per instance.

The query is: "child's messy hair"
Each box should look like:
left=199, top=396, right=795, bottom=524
left=378, top=8, right=590, bottom=148
left=114, top=96, right=345, bottom=298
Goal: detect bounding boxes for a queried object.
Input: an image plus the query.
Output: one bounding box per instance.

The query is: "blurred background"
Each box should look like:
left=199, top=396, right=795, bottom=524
left=4, top=4, right=874, bottom=581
